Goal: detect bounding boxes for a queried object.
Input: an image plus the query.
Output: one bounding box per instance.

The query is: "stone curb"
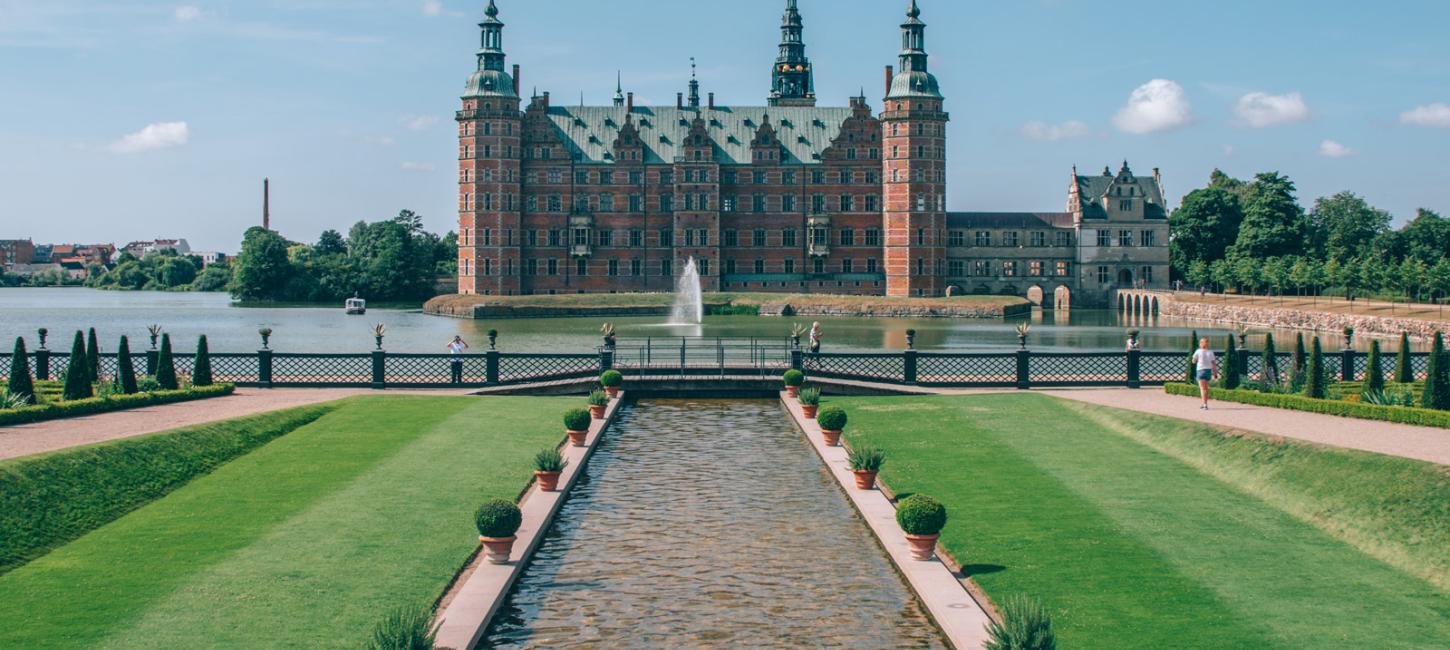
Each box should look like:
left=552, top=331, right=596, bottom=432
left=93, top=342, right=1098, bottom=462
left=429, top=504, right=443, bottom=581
left=432, top=392, right=626, bottom=650
left=780, top=392, right=995, bottom=650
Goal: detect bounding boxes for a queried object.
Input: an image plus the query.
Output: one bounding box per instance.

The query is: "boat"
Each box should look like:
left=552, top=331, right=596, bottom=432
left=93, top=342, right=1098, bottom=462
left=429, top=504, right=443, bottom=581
left=345, top=297, right=367, bottom=315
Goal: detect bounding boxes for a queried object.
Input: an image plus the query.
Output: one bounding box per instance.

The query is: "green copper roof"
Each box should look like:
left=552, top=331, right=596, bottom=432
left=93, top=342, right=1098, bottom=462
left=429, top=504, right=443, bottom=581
left=546, top=105, right=856, bottom=165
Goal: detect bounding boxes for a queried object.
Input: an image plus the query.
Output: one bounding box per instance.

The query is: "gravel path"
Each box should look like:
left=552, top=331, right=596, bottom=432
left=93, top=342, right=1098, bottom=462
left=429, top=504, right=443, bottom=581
left=0, top=388, right=478, bottom=461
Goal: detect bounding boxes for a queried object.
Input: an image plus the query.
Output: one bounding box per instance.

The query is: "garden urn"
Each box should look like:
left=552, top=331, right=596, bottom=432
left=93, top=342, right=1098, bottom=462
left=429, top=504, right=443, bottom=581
left=801, top=404, right=819, bottom=419
left=479, top=535, right=517, bottom=564
left=488, top=331, right=498, bottom=350
left=906, top=330, right=917, bottom=350
left=534, top=470, right=562, bottom=492
left=852, top=469, right=878, bottom=490
left=904, top=534, right=940, bottom=561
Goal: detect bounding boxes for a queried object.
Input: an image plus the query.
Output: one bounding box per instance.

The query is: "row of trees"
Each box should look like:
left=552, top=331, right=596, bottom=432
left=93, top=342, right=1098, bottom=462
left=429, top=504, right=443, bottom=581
left=5, top=328, right=214, bottom=405
left=229, top=210, right=455, bottom=303
left=85, top=250, right=232, bottom=292
left=1171, top=170, right=1449, bottom=299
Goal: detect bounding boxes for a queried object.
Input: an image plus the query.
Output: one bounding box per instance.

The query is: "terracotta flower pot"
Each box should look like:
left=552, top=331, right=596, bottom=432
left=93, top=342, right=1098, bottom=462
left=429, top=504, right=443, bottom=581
left=605, top=386, right=620, bottom=399
left=905, top=533, right=940, bottom=561
left=567, top=429, right=589, bottom=447
left=801, top=404, right=819, bottom=419
left=786, top=386, right=800, bottom=398
left=589, top=404, right=606, bottom=420
left=821, top=429, right=842, bottom=447
left=534, top=470, right=562, bottom=492
left=479, top=535, right=517, bottom=564
left=852, top=469, right=878, bottom=490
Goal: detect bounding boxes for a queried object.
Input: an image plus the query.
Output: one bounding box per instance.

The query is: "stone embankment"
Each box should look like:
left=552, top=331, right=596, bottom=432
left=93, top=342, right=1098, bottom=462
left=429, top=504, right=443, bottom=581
left=1130, top=291, right=1443, bottom=341
left=425, top=293, right=1029, bottom=320
left=757, top=302, right=1029, bottom=319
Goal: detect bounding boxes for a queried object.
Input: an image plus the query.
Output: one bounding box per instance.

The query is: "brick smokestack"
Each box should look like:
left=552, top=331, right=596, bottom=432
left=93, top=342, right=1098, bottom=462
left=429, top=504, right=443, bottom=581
left=626, top=92, right=634, bottom=112
left=884, top=66, right=894, bottom=98
left=677, top=92, right=684, bottom=109
left=263, top=178, right=270, bottom=231
left=708, top=92, right=715, bottom=110
left=512, top=64, right=521, bottom=96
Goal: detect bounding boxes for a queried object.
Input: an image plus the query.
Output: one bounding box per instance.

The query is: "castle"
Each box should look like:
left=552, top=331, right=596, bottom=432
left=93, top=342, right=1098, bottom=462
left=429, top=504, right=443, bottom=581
left=455, top=0, right=1168, bottom=308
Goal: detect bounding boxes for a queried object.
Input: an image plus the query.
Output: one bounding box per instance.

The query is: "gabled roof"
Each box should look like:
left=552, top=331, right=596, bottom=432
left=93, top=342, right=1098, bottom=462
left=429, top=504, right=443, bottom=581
left=543, top=105, right=856, bottom=165
left=1074, top=168, right=1167, bottom=220
left=948, top=212, right=1076, bottom=229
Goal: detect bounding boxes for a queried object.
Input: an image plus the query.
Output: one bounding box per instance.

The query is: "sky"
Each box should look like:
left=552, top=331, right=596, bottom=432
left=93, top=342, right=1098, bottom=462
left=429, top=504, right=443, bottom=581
left=2, top=0, right=1448, bottom=253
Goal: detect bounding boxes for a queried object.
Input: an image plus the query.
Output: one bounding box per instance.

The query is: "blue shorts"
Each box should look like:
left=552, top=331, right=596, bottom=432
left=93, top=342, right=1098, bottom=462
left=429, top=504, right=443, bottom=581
left=1197, top=369, right=1213, bottom=381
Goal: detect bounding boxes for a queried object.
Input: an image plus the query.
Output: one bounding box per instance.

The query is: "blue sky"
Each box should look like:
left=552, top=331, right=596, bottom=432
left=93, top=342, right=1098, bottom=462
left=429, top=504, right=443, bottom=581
left=2, top=0, right=1448, bottom=253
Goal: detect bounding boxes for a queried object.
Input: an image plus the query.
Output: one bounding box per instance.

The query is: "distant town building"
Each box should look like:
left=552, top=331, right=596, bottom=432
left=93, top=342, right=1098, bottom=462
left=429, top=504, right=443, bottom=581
left=121, top=239, right=192, bottom=259
left=450, top=1, right=1169, bottom=306
left=0, top=239, right=36, bottom=269
left=49, top=244, right=115, bottom=268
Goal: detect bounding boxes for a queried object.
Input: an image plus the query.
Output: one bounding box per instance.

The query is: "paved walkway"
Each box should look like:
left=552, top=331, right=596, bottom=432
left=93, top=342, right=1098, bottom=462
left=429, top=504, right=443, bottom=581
left=0, top=388, right=478, bottom=461
left=1035, top=388, right=1450, bottom=466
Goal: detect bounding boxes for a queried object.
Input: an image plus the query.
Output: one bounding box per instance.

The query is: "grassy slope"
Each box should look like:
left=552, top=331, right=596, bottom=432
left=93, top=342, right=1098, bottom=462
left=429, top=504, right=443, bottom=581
left=838, top=393, right=1450, bottom=650
left=0, top=395, right=570, bottom=649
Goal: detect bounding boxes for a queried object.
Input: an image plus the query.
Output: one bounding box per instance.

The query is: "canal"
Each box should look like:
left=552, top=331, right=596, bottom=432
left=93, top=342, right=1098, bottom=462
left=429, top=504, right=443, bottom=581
left=481, top=399, right=947, bottom=648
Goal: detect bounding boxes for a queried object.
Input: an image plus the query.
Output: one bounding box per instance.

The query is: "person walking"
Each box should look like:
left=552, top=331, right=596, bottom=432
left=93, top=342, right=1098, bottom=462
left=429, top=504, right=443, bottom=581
left=1191, top=338, right=1218, bottom=410
left=808, top=322, right=823, bottom=355
left=447, top=336, right=469, bottom=384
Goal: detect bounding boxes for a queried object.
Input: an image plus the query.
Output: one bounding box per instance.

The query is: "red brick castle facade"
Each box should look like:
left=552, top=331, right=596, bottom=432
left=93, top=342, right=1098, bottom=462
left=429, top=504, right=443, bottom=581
left=456, top=1, right=1169, bottom=307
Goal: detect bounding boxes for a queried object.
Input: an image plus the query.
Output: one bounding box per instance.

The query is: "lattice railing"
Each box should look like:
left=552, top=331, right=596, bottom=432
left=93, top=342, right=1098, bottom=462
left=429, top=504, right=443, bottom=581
left=385, top=354, right=487, bottom=385
left=211, top=354, right=260, bottom=384
left=498, top=354, right=599, bottom=384
left=1029, top=353, right=1127, bottom=386
left=805, top=354, right=905, bottom=383
left=0, top=353, right=11, bottom=382
left=1141, top=352, right=1189, bottom=383
left=916, top=354, right=1017, bottom=386
left=272, top=354, right=372, bottom=385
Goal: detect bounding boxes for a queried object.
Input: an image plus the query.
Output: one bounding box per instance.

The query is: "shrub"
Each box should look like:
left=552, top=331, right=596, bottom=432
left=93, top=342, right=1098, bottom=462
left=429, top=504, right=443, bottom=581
left=1423, top=332, right=1450, bottom=410
left=587, top=390, right=609, bottom=406
left=137, top=375, right=163, bottom=393
left=782, top=369, right=805, bottom=387
left=192, top=335, right=213, bottom=387
left=365, top=605, right=437, bottom=650
left=0, top=402, right=330, bottom=573
left=1304, top=337, right=1326, bottom=399
left=474, top=499, right=522, bottom=539
left=1219, top=336, right=1240, bottom=390
left=816, top=405, right=847, bottom=431
left=1293, top=333, right=1307, bottom=374
left=847, top=445, right=885, bottom=472
left=7, top=337, right=35, bottom=406
left=85, top=328, right=100, bottom=382
left=1261, top=333, right=1279, bottom=388
left=1165, top=382, right=1450, bottom=428
left=985, top=595, right=1057, bottom=650
left=562, top=407, right=591, bottom=431
left=156, top=333, right=178, bottom=390
left=0, top=384, right=234, bottom=428
left=1184, top=330, right=1198, bottom=385
left=116, top=336, right=138, bottom=395
left=1364, top=340, right=1385, bottom=396
left=1394, top=332, right=1414, bottom=383
left=895, top=494, right=947, bottom=536
left=62, top=331, right=92, bottom=401
left=599, top=369, right=623, bottom=387
left=798, top=387, right=821, bottom=406
left=533, top=448, right=567, bottom=472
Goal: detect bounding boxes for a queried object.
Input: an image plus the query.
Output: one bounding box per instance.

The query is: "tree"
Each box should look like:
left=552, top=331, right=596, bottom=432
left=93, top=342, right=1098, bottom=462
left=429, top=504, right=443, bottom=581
left=1293, top=333, right=1308, bottom=376
left=1170, top=185, right=1243, bottom=273
left=1304, top=337, right=1326, bottom=399
left=1364, top=340, right=1385, bottom=396
left=1220, top=336, right=1241, bottom=389
left=229, top=227, right=295, bottom=302
left=1423, top=332, right=1450, bottom=410
left=190, top=264, right=233, bottom=292
left=192, top=335, right=213, bottom=387
left=1401, top=209, right=1450, bottom=264
left=1309, top=192, right=1392, bottom=262
left=63, top=331, right=92, bottom=401
left=1394, top=332, right=1414, bottom=383
left=1185, top=330, right=1199, bottom=384
left=1210, top=259, right=1234, bottom=293
left=315, top=229, right=348, bottom=256
left=116, top=336, right=138, bottom=394
left=156, top=333, right=178, bottom=390
left=7, top=337, right=35, bottom=405
left=1185, top=260, right=1210, bottom=289
left=1231, top=172, right=1308, bottom=260
left=1232, top=257, right=1262, bottom=294
left=1289, top=258, right=1313, bottom=296
left=393, top=209, right=425, bottom=235
left=158, top=256, right=198, bottom=288
left=1262, top=333, right=1279, bottom=386
left=85, top=328, right=100, bottom=383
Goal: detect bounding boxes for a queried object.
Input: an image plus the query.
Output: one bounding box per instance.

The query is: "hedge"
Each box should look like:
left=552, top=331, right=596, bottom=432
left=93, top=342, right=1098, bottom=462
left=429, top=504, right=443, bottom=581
left=0, top=384, right=236, bottom=428
left=1165, top=382, right=1450, bottom=429
left=0, top=402, right=335, bottom=574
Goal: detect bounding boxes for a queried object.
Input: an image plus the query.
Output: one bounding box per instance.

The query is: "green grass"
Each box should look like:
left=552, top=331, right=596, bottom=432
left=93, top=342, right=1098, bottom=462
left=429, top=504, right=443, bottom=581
left=0, top=395, right=572, bottom=649
left=837, top=393, right=1450, bottom=649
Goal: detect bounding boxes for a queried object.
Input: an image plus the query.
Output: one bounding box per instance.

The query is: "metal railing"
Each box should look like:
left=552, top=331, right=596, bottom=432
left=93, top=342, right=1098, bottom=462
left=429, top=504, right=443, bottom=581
left=604, top=337, right=792, bottom=377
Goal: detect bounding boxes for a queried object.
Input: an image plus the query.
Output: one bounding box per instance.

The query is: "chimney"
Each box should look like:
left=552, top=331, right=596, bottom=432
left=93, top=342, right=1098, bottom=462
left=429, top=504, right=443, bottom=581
left=263, top=178, right=270, bottom=231
left=708, top=92, right=715, bottom=110
left=512, top=64, right=521, bottom=96
left=884, top=66, right=894, bottom=98
left=626, top=92, right=634, bottom=112
left=677, top=92, right=684, bottom=109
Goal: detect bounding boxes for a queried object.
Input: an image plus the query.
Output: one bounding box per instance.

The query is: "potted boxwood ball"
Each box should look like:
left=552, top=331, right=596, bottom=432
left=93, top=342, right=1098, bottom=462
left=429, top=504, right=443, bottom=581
left=848, top=445, right=885, bottom=490
left=896, top=494, right=947, bottom=561
left=563, top=407, right=592, bottom=447
left=600, top=369, right=624, bottom=399
left=587, top=389, right=609, bottom=420
left=533, top=448, right=568, bottom=492
left=783, top=369, right=805, bottom=398
left=798, top=387, right=821, bottom=419
left=815, top=406, right=847, bottom=447
left=475, top=498, right=523, bottom=564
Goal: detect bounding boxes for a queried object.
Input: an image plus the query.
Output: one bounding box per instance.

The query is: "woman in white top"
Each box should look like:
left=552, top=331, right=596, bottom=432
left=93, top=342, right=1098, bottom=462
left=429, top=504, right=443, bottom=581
left=1191, top=338, right=1218, bottom=410
left=808, top=322, right=823, bottom=354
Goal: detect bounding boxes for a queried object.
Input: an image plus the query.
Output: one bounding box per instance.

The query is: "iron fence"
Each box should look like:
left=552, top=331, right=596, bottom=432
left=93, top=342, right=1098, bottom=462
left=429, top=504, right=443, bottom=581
left=607, top=337, right=792, bottom=377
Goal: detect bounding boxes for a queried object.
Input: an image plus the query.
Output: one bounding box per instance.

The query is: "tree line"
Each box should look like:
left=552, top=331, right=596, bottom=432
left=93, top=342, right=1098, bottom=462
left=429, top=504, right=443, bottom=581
left=1172, top=170, right=1450, bottom=300
left=86, top=250, right=232, bottom=292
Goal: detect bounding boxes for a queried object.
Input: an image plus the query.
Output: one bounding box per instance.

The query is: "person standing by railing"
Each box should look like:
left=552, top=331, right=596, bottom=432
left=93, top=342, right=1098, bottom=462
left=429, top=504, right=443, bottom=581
left=447, top=336, right=469, bottom=384
left=1192, top=338, right=1218, bottom=410
left=809, top=322, right=823, bottom=355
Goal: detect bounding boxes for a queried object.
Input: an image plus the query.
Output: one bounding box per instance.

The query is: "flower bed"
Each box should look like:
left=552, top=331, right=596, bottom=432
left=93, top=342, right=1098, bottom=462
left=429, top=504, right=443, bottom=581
left=0, top=384, right=235, bottom=427
left=1165, top=382, right=1450, bottom=429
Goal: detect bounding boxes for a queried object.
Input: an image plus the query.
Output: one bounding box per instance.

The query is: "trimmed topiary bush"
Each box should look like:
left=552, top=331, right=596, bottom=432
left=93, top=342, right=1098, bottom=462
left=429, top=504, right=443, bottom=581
left=599, top=370, right=623, bottom=388
left=1261, top=333, right=1279, bottom=386
left=63, top=331, right=92, bottom=402
left=1293, top=333, right=1307, bottom=374
left=798, top=387, right=821, bottom=406
left=1394, top=332, right=1414, bottom=384
left=587, top=390, right=609, bottom=407
left=847, top=445, right=885, bottom=472
left=1423, top=332, right=1450, bottom=411
left=365, top=604, right=437, bottom=650
left=1220, top=335, right=1240, bottom=390
left=895, top=494, right=947, bottom=536
left=1364, top=340, right=1385, bottom=396
left=1185, top=330, right=1199, bottom=385
left=192, top=335, right=213, bottom=387
left=156, top=333, right=178, bottom=390
left=783, top=369, right=805, bottom=387
left=7, top=337, right=35, bottom=406
left=816, top=405, right=847, bottom=431
left=116, top=336, right=138, bottom=395
left=474, top=499, right=522, bottom=539
left=562, top=407, right=591, bottom=432
left=985, top=594, right=1057, bottom=650
left=1304, top=337, right=1327, bottom=400
left=85, top=328, right=100, bottom=383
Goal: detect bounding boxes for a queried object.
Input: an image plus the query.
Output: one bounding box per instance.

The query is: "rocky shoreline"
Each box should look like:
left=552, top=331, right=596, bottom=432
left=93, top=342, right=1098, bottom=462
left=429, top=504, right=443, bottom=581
left=1147, top=293, right=1443, bottom=341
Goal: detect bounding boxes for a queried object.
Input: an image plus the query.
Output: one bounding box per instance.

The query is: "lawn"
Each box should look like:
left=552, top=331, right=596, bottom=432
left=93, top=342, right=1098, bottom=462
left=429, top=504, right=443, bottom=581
left=0, top=395, right=572, bottom=649
left=836, top=393, right=1450, bottom=649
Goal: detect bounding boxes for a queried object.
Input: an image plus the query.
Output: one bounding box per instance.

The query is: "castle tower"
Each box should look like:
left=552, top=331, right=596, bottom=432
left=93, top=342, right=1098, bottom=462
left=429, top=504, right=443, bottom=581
left=880, top=0, right=948, bottom=297
left=768, top=0, right=816, bottom=107
left=457, top=0, right=523, bottom=295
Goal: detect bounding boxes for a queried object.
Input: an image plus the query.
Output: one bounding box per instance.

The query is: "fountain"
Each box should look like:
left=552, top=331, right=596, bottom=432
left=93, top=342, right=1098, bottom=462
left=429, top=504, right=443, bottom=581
left=668, top=257, right=703, bottom=325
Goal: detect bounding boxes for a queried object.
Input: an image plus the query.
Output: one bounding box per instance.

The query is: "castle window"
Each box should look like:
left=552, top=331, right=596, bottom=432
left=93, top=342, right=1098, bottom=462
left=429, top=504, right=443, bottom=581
left=917, top=228, right=927, bottom=246
left=865, top=195, right=879, bottom=211
left=1029, top=261, right=1044, bottom=277
left=1030, top=232, right=1046, bottom=247
left=1096, top=230, right=1112, bottom=247
left=722, top=196, right=736, bottom=212
left=660, top=229, right=673, bottom=247
left=842, top=259, right=853, bottom=273
left=975, top=231, right=991, bottom=247
left=840, top=228, right=856, bottom=246
left=698, top=258, right=709, bottom=276
left=1141, top=230, right=1157, bottom=247
left=599, top=194, right=614, bottom=211
left=973, top=261, right=990, bottom=276
left=726, top=259, right=737, bottom=275
left=1119, top=230, right=1134, bottom=247
left=1141, top=266, right=1154, bottom=284
left=548, top=229, right=562, bottom=247
left=629, top=194, right=642, bottom=212
left=597, top=230, right=613, bottom=247
left=916, top=194, right=926, bottom=212
left=866, top=258, right=877, bottom=274
left=661, top=259, right=673, bottom=276
left=755, top=259, right=766, bottom=274
left=865, top=229, right=881, bottom=246
left=526, top=259, right=537, bottom=276
left=576, top=258, right=588, bottom=276
left=754, top=171, right=767, bottom=184
left=783, top=170, right=796, bottom=184
left=684, top=230, right=695, bottom=247
left=840, top=194, right=854, bottom=212
left=723, top=230, right=738, bottom=247
left=1003, top=232, right=1020, bottom=247
left=782, top=229, right=798, bottom=247
left=608, top=259, right=619, bottom=276
left=548, top=258, right=558, bottom=276
left=1056, top=261, right=1070, bottom=277
left=948, top=231, right=965, bottom=247
left=813, top=258, right=826, bottom=274
left=917, top=258, right=927, bottom=276
left=483, top=258, right=493, bottom=276
left=1056, top=232, right=1073, bottom=247
left=949, top=260, right=965, bottom=277
left=1002, top=261, right=1017, bottom=277
left=630, top=230, right=644, bottom=247
left=1120, top=200, right=1133, bottom=212
left=1097, top=266, right=1111, bottom=283
left=812, top=194, right=826, bottom=213
left=631, top=259, right=642, bottom=276
left=782, top=195, right=796, bottom=212
left=753, top=194, right=766, bottom=212
left=661, top=194, right=674, bottom=212
left=753, top=228, right=767, bottom=247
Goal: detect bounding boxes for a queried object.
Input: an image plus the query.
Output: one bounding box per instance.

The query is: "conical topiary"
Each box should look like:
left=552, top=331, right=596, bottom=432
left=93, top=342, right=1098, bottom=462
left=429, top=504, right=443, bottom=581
left=1305, top=337, right=1326, bottom=399
left=1394, top=332, right=1413, bottom=384
left=7, top=337, right=36, bottom=405
left=1422, top=332, right=1450, bottom=411
left=192, top=335, right=213, bottom=387
left=117, top=336, right=138, bottom=395
left=1221, top=336, right=1240, bottom=389
left=1364, top=340, right=1385, bottom=396
left=1261, top=333, right=1279, bottom=386
left=1185, top=330, right=1199, bottom=385
left=156, top=333, right=178, bottom=390
left=63, top=331, right=92, bottom=401
left=86, top=327, right=100, bottom=383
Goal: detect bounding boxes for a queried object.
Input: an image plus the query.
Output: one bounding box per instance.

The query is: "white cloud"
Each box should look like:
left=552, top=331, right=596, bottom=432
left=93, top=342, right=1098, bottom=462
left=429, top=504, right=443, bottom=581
left=403, top=115, right=439, bottom=131
left=1113, top=79, right=1192, bottom=134
left=173, top=5, right=202, bottom=23
left=109, top=122, right=189, bottom=154
left=401, top=161, right=435, bottom=172
left=422, top=1, right=443, bottom=16
left=1222, top=144, right=1236, bottom=156
left=1233, top=91, right=1310, bottom=128
left=1400, top=103, right=1450, bottom=128
left=1319, top=139, right=1355, bottom=158
left=1021, top=120, right=1089, bottom=142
